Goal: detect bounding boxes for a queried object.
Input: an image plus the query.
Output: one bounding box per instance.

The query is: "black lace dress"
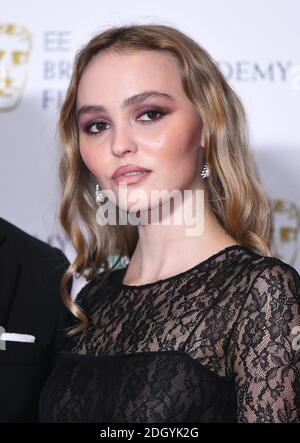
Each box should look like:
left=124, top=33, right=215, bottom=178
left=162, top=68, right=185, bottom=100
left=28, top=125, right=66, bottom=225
left=39, top=245, right=300, bottom=423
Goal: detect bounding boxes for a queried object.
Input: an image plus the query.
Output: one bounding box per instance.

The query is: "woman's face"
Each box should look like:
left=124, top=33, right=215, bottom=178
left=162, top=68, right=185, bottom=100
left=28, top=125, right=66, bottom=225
left=76, top=49, right=205, bottom=214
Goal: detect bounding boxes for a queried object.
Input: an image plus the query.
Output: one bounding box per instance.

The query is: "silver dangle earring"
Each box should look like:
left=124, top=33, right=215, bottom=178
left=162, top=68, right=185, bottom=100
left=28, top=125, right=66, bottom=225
left=201, top=162, right=210, bottom=179
left=95, top=184, right=106, bottom=205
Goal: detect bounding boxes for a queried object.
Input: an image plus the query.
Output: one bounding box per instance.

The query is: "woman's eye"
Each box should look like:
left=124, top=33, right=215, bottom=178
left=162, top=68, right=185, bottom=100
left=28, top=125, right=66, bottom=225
left=138, top=110, right=165, bottom=122
left=83, top=109, right=166, bottom=136
left=84, top=121, right=108, bottom=135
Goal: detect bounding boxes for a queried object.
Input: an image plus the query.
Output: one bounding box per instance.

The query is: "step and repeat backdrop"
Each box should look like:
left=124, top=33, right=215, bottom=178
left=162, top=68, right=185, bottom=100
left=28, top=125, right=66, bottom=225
left=1, top=0, right=300, bottom=293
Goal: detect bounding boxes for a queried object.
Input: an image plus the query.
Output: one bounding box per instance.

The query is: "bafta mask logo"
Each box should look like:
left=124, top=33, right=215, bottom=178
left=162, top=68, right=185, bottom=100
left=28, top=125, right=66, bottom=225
left=0, top=23, right=32, bottom=111
left=270, top=199, right=300, bottom=265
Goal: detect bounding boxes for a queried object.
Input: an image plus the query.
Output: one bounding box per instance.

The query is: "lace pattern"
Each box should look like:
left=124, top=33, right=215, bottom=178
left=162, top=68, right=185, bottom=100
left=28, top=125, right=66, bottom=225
left=39, top=245, right=300, bottom=423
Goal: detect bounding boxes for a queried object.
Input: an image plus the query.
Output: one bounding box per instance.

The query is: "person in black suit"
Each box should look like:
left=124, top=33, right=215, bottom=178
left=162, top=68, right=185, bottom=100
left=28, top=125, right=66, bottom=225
left=0, top=217, right=72, bottom=422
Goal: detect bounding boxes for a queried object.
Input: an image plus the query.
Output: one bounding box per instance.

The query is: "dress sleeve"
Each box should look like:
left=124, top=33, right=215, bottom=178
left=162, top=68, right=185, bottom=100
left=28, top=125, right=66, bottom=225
left=230, top=261, right=300, bottom=422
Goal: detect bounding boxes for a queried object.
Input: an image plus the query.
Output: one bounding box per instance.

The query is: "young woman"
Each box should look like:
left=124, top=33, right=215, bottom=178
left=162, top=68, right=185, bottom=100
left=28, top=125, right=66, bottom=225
left=39, top=23, right=300, bottom=423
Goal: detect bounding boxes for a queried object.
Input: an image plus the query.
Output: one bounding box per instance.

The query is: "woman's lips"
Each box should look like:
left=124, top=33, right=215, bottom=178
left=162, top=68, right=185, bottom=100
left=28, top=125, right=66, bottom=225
left=112, top=171, right=151, bottom=185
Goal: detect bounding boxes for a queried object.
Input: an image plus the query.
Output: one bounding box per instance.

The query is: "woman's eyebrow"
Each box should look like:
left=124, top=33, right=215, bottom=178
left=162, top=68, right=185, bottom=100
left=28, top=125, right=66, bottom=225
left=76, top=90, right=175, bottom=119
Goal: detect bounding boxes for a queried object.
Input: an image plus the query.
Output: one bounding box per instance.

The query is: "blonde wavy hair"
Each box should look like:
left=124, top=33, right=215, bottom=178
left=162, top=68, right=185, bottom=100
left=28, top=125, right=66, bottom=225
left=58, top=23, right=272, bottom=334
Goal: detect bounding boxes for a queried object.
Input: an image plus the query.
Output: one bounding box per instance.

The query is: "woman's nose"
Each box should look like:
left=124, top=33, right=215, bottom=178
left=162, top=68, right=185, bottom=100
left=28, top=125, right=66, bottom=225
left=111, top=125, right=138, bottom=156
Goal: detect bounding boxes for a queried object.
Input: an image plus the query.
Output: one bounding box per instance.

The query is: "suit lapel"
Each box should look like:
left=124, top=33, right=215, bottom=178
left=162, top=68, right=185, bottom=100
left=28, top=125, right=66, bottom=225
left=0, top=233, right=22, bottom=328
